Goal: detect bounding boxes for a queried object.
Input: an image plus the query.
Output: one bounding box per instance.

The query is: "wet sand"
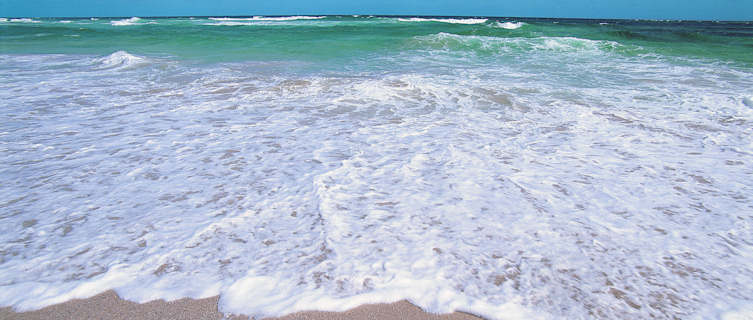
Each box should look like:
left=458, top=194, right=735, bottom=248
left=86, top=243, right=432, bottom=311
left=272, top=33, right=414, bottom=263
left=0, top=290, right=485, bottom=320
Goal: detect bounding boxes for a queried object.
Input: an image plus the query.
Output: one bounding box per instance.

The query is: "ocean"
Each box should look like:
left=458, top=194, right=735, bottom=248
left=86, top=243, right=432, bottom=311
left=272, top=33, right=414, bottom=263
left=1, top=15, right=752, bottom=319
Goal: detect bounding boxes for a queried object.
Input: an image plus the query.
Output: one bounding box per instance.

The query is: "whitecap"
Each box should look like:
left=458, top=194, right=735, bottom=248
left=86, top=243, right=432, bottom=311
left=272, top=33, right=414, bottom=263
left=209, top=17, right=257, bottom=21
left=534, top=36, right=621, bottom=53
left=210, top=16, right=325, bottom=22
left=251, top=16, right=325, bottom=21
left=415, top=32, right=622, bottom=56
left=111, top=17, right=141, bottom=26
left=10, top=18, right=39, bottom=23
left=59, top=20, right=72, bottom=24
left=398, top=17, right=488, bottom=24
left=204, top=21, right=255, bottom=26
left=94, top=51, right=148, bottom=70
left=495, top=21, right=524, bottom=29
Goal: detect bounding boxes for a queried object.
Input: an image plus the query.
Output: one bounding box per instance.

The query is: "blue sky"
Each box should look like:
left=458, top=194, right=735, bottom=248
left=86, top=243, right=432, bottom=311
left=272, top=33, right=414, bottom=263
left=2, top=0, right=752, bottom=20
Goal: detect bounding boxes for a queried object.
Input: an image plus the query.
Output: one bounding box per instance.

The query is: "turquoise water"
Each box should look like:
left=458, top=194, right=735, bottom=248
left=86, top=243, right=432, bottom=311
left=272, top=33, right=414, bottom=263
left=1, top=16, right=753, bottom=319
left=2, top=16, right=753, bottom=66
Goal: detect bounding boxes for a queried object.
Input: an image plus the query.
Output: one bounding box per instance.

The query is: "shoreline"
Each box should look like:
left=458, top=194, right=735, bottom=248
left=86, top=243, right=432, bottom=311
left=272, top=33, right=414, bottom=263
left=0, top=290, right=486, bottom=320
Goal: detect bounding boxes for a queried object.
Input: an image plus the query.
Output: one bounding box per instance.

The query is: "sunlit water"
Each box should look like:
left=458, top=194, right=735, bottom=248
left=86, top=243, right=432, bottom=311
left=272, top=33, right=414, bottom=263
left=1, top=16, right=753, bottom=319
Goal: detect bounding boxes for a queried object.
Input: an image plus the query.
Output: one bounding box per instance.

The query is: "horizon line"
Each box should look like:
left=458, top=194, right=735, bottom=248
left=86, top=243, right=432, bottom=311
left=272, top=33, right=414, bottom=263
left=3, top=14, right=752, bottom=23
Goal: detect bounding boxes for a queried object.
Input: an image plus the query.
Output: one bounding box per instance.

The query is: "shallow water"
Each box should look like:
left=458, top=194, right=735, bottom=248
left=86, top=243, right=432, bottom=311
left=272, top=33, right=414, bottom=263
left=1, top=16, right=753, bottom=319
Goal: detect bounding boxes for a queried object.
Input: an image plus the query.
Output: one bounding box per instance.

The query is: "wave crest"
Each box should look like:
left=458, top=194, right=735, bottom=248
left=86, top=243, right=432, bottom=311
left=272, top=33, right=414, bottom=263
left=111, top=17, right=142, bottom=26
left=8, top=18, right=40, bottom=23
left=398, top=18, right=488, bottom=24
left=495, top=21, right=525, bottom=30
left=209, top=16, right=325, bottom=22
left=252, top=16, right=325, bottom=21
left=414, top=32, right=623, bottom=55
left=95, top=51, right=148, bottom=70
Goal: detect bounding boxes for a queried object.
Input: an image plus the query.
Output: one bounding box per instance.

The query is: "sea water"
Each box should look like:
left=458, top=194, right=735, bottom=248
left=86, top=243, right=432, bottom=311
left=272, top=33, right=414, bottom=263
left=1, top=16, right=752, bottom=319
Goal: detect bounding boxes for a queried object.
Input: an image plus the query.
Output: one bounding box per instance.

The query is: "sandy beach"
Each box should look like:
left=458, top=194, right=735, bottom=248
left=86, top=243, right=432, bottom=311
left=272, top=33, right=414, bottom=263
left=0, top=291, right=485, bottom=320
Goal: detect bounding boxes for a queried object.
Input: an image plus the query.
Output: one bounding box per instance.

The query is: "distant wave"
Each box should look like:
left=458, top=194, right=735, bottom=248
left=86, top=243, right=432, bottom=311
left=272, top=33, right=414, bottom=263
left=111, top=17, right=142, bottom=26
left=495, top=21, right=525, bottom=30
left=209, top=16, right=325, bottom=22
left=209, top=17, right=257, bottom=21
left=252, top=16, right=325, bottom=21
left=415, top=32, right=623, bottom=55
left=398, top=17, right=488, bottom=24
left=8, top=18, right=40, bottom=23
left=204, top=21, right=255, bottom=26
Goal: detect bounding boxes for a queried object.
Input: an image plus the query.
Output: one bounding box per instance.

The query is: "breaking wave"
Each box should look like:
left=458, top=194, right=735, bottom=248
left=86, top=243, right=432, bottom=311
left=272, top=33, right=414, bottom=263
left=398, top=17, right=488, bottom=24
left=414, top=32, right=625, bottom=56
left=8, top=18, right=40, bottom=23
left=209, top=16, right=325, bottom=21
left=94, top=51, right=149, bottom=70
left=111, top=17, right=143, bottom=26
left=495, top=21, right=525, bottom=30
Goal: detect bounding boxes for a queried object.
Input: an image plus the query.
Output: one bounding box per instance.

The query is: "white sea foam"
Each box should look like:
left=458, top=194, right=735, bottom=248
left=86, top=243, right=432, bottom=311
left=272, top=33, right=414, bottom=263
left=722, top=303, right=753, bottom=320
left=94, top=51, right=148, bottom=69
left=59, top=20, right=72, bottom=24
left=210, top=16, right=325, bottom=22
left=209, top=17, right=258, bottom=21
left=0, top=18, right=8, bottom=22
left=9, top=18, right=39, bottom=23
left=415, top=33, right=623, bottom=56
left=398, top=17, right=488, bottom=24
left=1, top=38, right=752, bottom=320
left=111, top=17, right=142, bottom=26
left=495, top=21, right=524, bottom=29
left=252, top=16, right=325, bottom=21
left=204, top=21, right=256, bottom=26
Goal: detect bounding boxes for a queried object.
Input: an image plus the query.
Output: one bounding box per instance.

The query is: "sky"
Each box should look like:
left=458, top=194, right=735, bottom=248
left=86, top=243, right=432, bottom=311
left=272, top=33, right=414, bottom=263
left=2, top=0, right=752, bottom=20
